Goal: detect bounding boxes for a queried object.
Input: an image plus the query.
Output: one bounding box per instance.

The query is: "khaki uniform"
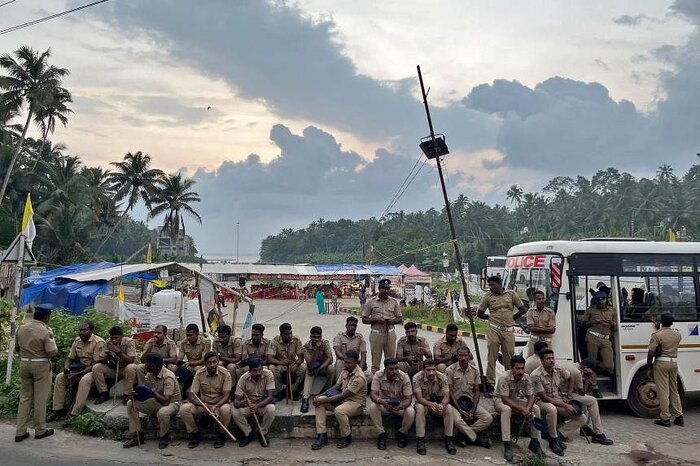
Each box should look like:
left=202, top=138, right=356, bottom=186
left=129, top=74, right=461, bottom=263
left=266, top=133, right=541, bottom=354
left=433, top=336, right=467, bottom=373
left=493, top=370, right=541, bottom=441
left=314, top=365, right=367, bottom=437
left=127, top=366, right=181, bottom=437
left=52, top=334, right=105, bottom=415
left=562, top=365, right=603, bottom=434
left=649, top=327, right=682, bottom=421
left=267, top=335, right=306, bottom=394
left=332, top=331, right=370, bottom=382
left=179, top=366, right=232, bottom=434
left=302, top=339, right=334, bottom=397
left=136, top=336, right=178, bottom=383
left=92, top=336, right=138, bottom=394
left=413, top=370, right=454, bottom=437
left=564, top=361, right=598, bottom=395
left=446, top=362, right=492, bottom=441
left=237, top=337, right=270, bottom=380
left=232, top=369, right=276, bottom=436
left=396, top=336, right=432, bottom=378
left=213, top=337, right=243, bottom=386
left=582, top=305, right=616, bottom=372
left=526, top=306, right=556, bottom=357
left=524, top=354, right=540, bottom=375
left=478, top=290, right=523, bottom=384
left=531, top=365, right=586, bottom=439
left=369, top=369, right=415, bottom=434
left=15, top=319, right=58, bottom=436
left=362, top=296, right=402, bottom=372
left=178, top=336, right=211, bottom=374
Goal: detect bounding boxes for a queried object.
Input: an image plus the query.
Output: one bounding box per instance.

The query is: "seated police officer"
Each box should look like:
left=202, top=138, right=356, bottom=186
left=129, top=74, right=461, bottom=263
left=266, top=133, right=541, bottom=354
left=413, top=359, right=456, bottom=456
left=93, top=326, right=137, bottom=405
left=231, top=357, right=276, bottom=448
left=369, top=357, right=415, bottom=450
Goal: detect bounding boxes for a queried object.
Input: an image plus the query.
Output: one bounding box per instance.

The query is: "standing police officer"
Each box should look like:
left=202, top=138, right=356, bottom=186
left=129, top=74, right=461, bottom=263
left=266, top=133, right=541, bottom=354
left=648, top=313, right=683, bottom=427
left=582, top=289, right=616, bottom=375
left=362, top=278, right=402, bottom=373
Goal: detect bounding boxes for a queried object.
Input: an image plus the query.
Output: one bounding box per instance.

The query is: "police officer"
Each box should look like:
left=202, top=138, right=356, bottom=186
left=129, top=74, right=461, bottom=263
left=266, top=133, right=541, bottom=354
left=231, top=357, right=276, bottom=448
left=300, top=326, right=334, bottom=413
left=433, top=323, right=466, bottom=372
left=369, top=357, right=415, bottom=450
left=582, top=289, right=616, bottom=375
left=177, top=323, right=210, bottom=376
left=362, top=278, right=402, bottom=373
left=396, top=321, right=432, bottom=378
left=477, top=275, right=527, bottom=393
left=238, top=323, right=270, bottom=381
left=46, top=321, right=105, bottom=422
left=413, top=359, right=456, bottom=455
left=267, top=322, right=306, bottom=401
left=92, top=326, right=137, bottom=404
left=332, top=316, right=370, bottom=382
left=212, top=324, right=243, bottom=387
left=647, top=313, right=683, bottom=427
left=140, top=324, right=178, bottom=371
left=526, top=290, right=556, bottom=357
left=15, top=303, right=58, bottom=442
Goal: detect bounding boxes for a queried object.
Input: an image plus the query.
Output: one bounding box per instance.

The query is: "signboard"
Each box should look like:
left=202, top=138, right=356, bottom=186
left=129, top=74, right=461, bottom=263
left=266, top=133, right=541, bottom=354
left=197, top=276, right=222, bottom=333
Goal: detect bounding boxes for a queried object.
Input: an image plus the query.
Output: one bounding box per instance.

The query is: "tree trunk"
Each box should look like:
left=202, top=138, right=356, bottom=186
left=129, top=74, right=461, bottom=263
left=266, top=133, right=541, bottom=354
left=30, top=132, right=49, bottom=172
left=0, top=110, right=33, bottom=208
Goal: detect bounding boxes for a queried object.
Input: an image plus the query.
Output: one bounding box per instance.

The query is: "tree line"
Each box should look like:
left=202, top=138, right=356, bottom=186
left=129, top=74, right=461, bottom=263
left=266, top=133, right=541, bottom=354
left=260, top=161, right=700, bottom=270
left=0, top=46, right=203, bottom=265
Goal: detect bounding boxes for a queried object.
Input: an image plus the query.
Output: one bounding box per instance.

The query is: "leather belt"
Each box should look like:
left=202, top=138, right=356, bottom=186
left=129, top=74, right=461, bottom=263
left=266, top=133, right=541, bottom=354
left=371, top=328, right=394, bottom=333
left=21, top=357, right=49, bottom=362
left=490, top=324, right=514, bottom=332
left=529, top=335, right=552, bottom=342
left=656, top=356, right=677, bottom=363
left=588, top=331, right=609, bottom=340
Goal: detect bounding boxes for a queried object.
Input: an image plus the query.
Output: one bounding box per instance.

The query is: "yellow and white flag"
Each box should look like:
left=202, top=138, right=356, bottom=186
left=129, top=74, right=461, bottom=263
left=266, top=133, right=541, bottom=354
left=118, top=283, right=125, bottom=302
left=668, top=228, right=676, bottom=242
left=146, top=243, right=152, bottom=263
left=21, top=194, right=36, bottom=249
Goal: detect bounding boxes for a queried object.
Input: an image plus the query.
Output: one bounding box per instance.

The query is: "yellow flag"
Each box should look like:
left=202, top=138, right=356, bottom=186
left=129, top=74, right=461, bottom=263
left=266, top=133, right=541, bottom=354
left=668, top=228, right=676, bottom=242
left=21, top=194, right=36, bottom=246
left=151, top=279, right=166, bottom=288
left=146, top=243, right=152, bottom=263
left=118, top=283, right=125, bottom=302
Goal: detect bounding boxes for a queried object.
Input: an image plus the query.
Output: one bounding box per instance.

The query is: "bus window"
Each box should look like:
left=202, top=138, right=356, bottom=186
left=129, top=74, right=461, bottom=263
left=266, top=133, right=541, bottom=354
left=503, top=254, right=557, bottom=310
left=621, top=276, right=698, bottom=322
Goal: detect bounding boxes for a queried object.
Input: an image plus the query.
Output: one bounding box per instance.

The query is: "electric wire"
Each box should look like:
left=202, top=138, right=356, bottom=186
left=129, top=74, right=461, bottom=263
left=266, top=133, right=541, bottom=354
left=0, top=0, right=110, bottom=35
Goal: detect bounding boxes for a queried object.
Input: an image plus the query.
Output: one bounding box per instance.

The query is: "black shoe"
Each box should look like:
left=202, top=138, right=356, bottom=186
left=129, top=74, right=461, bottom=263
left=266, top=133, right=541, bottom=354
left=416, top=437, right=426, bottom=455
left=213, top=433, right=226, bottom=448
left=188, top=432, right=201, bottom=448
left=397, top=431, right=407, bottom=448
left=158, top=435, right=169, bottom=449
left=93, top=392, right=110, bottom=405
left=311, top=433, right=328, bottom=450
left=337, top=434, right=352, bottom=449
left=122, top=432, right=144, bottom=448
left=592, top=388, right=603, bottom=399
left=238, top=431, right=256, bottom=447
left=46, top=409, right=65, bottom=422
left=580, top=425, right=595, bottom=437
left=300, top=397, right=309, bottom=413
left=14, top=433, right=29, bottom=443
left=474, top=434, right=492, bottom=449
left=591, top=433, right=614, bottom=445
left=528, top=439, right=545, bottom=458
left=674, top=416, right=684, bottom=426
left=504, top=441, right=514, bottom=462
left=377, top=432, right=386, bottom=450
left=445, top=436, right=456, bottom=455
left=453, top=432, right=467, bottom=448
left=35, top=429, right=54, bottom=440
left=557, top=431, right=569, bottom=448
left=548, top=437, right=564, bottom=456
left=655, top=419, right=671, bottom=427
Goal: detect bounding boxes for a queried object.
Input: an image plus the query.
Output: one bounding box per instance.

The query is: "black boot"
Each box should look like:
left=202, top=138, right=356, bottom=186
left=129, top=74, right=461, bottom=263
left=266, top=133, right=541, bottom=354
left=504, top=441, right=514, bottom=462
left=93, top=392, right=110, bottom=405
left=238, top=431, right=256, bottom=447
left=397, top=431, right=407, bottom=448
left=188, top=432, right=201, bottom=449
left=46, top=409, right=66, bottom=422
left=377, top=432, right=387, bottom=450
left=337, top=434, right=352, bottom=449
left=213, top=433, right=227, bottom=448
left=655, top=419, right=671, bottom=427
left=122, top=432, right=144, bottom=448
left=592, top=388, right=603, bottom=399
left=300, top=397, right=310, bottom=413
left=674, top=416, right=685, bottom=426
left=34, top=429, right=54, bottom=440
left=528, top=439, right=545, bottom=458
left=445, top=436, right=457, bottom=455
left=416, top=437, right=427, bottom=455
left=311, top=433, right=328, bottom=450
left=591, top=433, right=614, bottom=445
left=453, top=432, right=467, bottom=448
left=158, top=434, right=170, bottom=449
left=548, top=437, right=564, bottom=456
left=474, top=433, right=492, bottom=448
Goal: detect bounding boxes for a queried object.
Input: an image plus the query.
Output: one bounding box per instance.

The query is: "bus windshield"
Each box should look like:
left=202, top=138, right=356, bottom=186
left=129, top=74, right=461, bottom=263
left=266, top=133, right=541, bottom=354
left=502, top=254, right=560, bottom=310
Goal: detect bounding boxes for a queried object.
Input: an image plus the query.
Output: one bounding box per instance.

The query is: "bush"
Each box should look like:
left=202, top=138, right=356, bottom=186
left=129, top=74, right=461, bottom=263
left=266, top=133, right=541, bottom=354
left=0, top=358, right=21, bottom=417
left=0, top=298, right=23, bottom=350
left=69, top=412, right=105, bottom=437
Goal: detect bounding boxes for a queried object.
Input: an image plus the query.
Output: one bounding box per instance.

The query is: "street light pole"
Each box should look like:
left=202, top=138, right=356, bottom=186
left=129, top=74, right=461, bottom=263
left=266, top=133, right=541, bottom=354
left=236, top=222, right=240, bottom=263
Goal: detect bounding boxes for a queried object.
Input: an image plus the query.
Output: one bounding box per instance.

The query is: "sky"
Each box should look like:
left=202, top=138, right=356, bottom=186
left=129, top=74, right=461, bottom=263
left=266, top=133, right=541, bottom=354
left=1, top=0, right=699, bottom=258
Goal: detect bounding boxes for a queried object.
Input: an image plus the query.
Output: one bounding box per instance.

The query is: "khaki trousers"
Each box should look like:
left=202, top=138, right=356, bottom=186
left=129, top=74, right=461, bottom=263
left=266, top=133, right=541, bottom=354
left=127, top=398, right=179, bottom=437
left=53, top=371, right=94, bottom=416
left=494, top=398, right=541, bottom=441
left=415, top=402, right=454, bottom=437
left=92, top=363, right=137, bottom=393
left=302, top=366, right=334, bottom=397
left=537, top=401, right=587, bottom=439
left=179, top=402, right=232, bottom=434
left=369, top=329, right=396, bottom=372
left=572, top=394, right=602, bottom=434
left=231, top=404, right=276, bottom=436
left=654, top=361, right=682, bottom=421
left=314, top=396, right=363, bottom=437
left=368, top=402, right=415, bottom=434
left=585, top=332, right=614, bottom=372
left=269, top=363, right=306, bottom=394
left=452, top=404, right=493, bottom=441
left=16, top=361, right=52, bottom=436
left=486, top=327, right=515, bottom=385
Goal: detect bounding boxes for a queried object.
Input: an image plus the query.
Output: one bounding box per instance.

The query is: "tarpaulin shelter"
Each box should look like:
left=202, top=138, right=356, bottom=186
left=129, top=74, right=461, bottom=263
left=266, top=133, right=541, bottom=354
left=402, top=264, right=432, bottom=286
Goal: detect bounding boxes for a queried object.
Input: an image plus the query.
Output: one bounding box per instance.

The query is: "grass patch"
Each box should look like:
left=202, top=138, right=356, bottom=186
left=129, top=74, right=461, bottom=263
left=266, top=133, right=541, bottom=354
left=346, top=304, right=489, bottom=334
left=69, top=412, right=105, bottom=437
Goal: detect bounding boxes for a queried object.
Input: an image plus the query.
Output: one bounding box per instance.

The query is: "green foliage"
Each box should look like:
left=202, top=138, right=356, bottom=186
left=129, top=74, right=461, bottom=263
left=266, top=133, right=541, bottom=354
left=0, top=358, right=21, bottom=417
left=69, top=412, right=105, bottom=437
left=521, top=453, right=547, bottom=466
left=0, top=298, right=19, bottom=349
left=401, top=305, right=489, bottom=334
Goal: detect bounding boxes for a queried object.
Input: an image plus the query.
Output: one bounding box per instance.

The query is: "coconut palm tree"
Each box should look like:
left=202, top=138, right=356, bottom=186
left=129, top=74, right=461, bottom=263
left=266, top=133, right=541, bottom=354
left=148, top=172, right=202, bottom=257
left=0, top=46, right=69, bottom=207
left=32, top=86, right=72, bottom=170
left=506, top=184, right=523, bottom=207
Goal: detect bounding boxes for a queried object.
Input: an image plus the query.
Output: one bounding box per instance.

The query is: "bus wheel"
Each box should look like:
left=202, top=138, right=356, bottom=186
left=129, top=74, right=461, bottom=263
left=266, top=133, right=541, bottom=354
left=627, top=371, right=661, bottom=418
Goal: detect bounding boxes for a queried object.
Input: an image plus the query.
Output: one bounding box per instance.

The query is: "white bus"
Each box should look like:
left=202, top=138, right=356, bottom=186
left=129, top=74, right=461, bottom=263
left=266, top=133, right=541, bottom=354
left=503, top=239, right=699, bottom=417
left=485, top=255, right=507, bottom=280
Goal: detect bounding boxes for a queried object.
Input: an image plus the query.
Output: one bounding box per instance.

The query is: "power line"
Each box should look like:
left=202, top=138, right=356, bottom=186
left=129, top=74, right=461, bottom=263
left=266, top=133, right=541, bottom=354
left=379, top=153, right=425, bottom=220
left=381, top=157, right=429, bottom=219
left=0, top=0, right=19, bottom=9
left=0, top=0, right=110, bottom=35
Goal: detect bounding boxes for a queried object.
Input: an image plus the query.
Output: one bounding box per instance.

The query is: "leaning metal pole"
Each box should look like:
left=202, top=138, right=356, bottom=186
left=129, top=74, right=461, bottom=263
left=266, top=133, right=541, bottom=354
left=416, top=65, right=486, bottom=390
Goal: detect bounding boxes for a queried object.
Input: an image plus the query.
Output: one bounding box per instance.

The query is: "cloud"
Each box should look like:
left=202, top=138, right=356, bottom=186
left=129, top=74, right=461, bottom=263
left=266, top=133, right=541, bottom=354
left=651, top=44, right=678, bottom=63
left=593, top=59, right=610, bottom=70
left=613, top=14, right=650, bottom=26
left=671, top=0, right=700, bottom=25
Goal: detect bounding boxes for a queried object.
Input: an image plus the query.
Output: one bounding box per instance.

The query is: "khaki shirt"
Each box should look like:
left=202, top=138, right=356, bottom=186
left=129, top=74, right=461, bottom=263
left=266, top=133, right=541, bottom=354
left=495, top=370, right=535, bottom=402
left=235, top=368, right=275, bottom=403
left=242, top=337, right=270, bottom=360
left=526, top=307, right=556, bottom=336
left=446, top=362, right=480, bottom=399
left=524, top=354, right=541, bottom=375
left=396, top=336, right=432, bottom=368
left=142, top=366, right=181, bottom=403
left=333, top=365, right=367, bottom=406
left=213, top=337, right=243, bottom=360
left=362, top=296, right=402, bottom=331
left=433, top=335, right=466, bottom=362
left=478, top=290, right=523, bottom=327
left=649, top=327, right=681, bottom=358
left=16, top=319, right=58, bottom=358
left=412, top=370, right=449, bottom=400
left=332, top=331, right=367, bottom=354
left=371, top=369, right=412, bottom=398
left=563, top=363, right=594, bottom=396
left=142, top=337, right=178, bottom=360
left=303, top=339, right=333, bottom=364
left=101, top=336, right=137, bottom=360
left=582, top=305, right=616, bottom=336
left=266, top=335, right=303, bottom=362
left=531, top=366, right=570, bottom=401
left=192, top=366, right=232, bottom=404
left=68, top=334, right=105, bottom=365
left=178, top=335, right=210, bottom=362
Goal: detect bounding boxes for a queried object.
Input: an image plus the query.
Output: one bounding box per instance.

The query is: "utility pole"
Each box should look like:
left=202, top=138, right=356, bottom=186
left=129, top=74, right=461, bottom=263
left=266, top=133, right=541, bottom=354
left=416, top=65, right=486, bottom=390
left=5, top=234, right=26, bottom=384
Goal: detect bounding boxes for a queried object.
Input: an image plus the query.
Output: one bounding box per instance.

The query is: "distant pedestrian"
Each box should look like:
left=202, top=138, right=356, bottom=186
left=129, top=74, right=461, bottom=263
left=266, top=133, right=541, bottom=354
left=316, top=288, right=325, bottom=315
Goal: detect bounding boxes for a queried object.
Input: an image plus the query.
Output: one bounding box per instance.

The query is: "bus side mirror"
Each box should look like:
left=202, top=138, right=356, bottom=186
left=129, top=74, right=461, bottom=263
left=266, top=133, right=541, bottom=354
left=565, top=291, right=572, bottom=300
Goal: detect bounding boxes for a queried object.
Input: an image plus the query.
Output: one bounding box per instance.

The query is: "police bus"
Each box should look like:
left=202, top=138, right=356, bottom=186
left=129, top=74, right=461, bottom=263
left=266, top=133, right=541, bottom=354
left=502, top=239, right=699, bottom=417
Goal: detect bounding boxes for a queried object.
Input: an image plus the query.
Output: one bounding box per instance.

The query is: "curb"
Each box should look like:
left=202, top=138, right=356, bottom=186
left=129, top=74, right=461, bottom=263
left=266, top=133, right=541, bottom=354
left=340, top=307, right=487, bottom=340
